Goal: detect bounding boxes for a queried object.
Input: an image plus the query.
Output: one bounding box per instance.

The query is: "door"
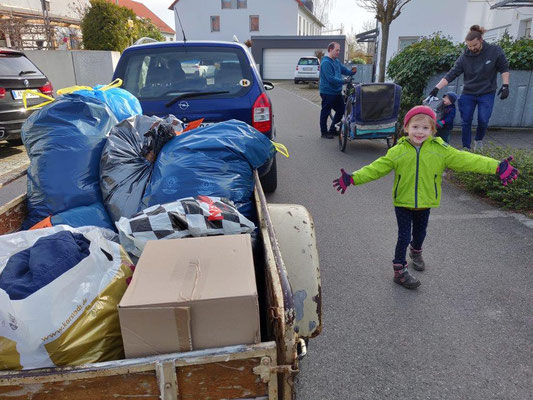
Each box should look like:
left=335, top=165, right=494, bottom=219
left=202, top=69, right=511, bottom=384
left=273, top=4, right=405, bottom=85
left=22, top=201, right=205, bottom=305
left=262, top=48, right=323, bottom=80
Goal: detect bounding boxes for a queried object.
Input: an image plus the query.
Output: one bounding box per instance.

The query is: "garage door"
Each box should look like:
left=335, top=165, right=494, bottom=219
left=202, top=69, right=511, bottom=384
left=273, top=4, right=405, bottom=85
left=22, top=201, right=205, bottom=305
left=262, top=48, right=325, bottom=80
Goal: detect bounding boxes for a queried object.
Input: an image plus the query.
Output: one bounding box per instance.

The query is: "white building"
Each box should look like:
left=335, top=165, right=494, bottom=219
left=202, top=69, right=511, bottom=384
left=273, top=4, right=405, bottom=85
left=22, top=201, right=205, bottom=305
left=375, top=0, right=533, bottom=79
left=168, top=0, right=324, bottom=42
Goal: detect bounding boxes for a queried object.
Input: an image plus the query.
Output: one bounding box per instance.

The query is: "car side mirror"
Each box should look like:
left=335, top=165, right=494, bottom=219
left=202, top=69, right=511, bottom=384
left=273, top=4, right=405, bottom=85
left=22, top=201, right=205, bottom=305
left=263, top=81, right=274, bottom=90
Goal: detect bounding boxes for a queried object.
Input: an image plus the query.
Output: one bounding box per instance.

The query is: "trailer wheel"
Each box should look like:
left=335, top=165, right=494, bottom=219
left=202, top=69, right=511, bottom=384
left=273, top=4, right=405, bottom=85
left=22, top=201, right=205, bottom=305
left=260, top=156, right=277, bottom=193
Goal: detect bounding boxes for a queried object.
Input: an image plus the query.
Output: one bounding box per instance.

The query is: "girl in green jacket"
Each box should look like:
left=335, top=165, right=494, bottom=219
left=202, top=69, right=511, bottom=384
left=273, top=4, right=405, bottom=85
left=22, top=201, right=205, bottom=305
left=332, top=105, right=519, bottom=290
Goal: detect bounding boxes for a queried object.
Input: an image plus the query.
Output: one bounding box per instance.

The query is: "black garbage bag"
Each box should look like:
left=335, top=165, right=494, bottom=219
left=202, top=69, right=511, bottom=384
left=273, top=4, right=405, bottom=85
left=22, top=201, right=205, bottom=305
left=100, top=115, right=180, bottom=222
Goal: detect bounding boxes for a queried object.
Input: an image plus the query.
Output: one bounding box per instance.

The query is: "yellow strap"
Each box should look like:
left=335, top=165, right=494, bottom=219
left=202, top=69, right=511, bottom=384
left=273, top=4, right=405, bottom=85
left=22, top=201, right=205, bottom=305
left=272, top=142, right=289, bottom=158
left=23, top=90, right=55, bottom=110
left=56, top=85, right=93, bottom=95
left=99, top=78, right=123, bottom=91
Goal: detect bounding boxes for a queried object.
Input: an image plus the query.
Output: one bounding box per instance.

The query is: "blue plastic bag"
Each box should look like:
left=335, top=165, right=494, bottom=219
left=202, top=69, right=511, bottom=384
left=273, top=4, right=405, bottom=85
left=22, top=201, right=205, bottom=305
left=51, top=203, right=115, bottom=231
left=142, top=120, right=275, bottom=218
left=74, top=85, right=142, bottom=123
left=22, top=94, right=118, bottom=229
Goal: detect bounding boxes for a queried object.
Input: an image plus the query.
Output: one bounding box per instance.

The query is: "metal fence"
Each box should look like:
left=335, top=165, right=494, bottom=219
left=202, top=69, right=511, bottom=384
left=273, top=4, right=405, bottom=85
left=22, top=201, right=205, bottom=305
left=426, top=70, right=533, bottom=128
left=345, top=63, right=373, bottom=84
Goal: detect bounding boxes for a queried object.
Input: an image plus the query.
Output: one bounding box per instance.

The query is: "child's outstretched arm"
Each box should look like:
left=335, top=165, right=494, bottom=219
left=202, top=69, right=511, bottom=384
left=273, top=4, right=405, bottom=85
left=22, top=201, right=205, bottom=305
left=445, top=149, right=519, bottom=186
left=333, top=154, right=394, bottom=194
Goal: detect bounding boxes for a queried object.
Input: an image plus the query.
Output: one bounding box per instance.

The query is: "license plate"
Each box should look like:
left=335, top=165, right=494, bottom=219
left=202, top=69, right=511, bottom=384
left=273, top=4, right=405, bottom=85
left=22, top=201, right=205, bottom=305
left=12, top=90, right=39, bottom=100
left=303, top=67, right=312, bottom=71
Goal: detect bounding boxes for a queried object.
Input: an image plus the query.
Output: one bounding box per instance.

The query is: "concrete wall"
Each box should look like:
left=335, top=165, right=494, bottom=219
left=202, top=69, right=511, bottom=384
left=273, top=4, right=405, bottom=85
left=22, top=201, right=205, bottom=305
left=426, top=70, right=533, bottom=128
left=24, top=50, right=120, bottom=91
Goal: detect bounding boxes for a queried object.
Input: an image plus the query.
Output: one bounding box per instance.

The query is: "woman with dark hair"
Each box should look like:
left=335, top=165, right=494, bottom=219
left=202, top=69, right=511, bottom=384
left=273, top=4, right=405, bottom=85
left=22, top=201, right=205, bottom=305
left=428, top=25, right=510, bottom=151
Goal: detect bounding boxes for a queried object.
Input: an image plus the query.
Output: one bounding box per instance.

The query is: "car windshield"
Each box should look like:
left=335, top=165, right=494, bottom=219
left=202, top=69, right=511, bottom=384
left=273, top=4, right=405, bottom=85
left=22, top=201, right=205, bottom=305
left=298, top=58, right=319, bottom=66
left=120, top=46, right=254, bottom=100
left=0, top=54, right=43, bottom=77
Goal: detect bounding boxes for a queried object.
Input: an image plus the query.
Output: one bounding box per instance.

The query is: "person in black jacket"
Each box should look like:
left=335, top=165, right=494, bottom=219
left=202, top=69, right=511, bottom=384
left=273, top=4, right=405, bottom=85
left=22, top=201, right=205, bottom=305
left=436, top=92, right=457, bottom=143
left=428, top=25, right=510, bottom=151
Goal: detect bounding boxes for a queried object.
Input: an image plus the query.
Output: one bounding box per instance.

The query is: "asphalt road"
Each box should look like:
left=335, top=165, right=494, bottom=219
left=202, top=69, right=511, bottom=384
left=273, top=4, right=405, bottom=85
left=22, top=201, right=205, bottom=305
left=0, top=84, right=531, bottom=399
left=265, top=84, right=533, bottom=399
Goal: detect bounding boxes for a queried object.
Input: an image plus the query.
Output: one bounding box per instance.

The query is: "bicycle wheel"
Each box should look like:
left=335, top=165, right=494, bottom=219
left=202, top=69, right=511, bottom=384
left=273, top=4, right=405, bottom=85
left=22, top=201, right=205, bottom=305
left=339, top=102, right=351, bottom=152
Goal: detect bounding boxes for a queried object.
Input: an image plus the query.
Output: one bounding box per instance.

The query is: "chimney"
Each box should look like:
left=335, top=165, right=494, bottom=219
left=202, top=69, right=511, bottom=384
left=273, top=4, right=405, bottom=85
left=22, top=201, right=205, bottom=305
left=304, top=0, right=313, bottom=13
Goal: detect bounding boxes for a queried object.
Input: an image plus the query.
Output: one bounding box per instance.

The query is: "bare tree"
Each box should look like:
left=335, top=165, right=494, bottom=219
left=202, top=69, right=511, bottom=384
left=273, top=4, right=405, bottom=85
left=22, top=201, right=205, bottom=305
left=313, top=0, right=336, bottom=27
left=358, top=0, right=412, bottom=82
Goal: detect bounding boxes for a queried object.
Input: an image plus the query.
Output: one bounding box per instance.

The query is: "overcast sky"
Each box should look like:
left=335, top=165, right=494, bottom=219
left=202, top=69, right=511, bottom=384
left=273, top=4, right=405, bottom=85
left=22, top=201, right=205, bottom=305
left=141, top=0, right=375, bottom=37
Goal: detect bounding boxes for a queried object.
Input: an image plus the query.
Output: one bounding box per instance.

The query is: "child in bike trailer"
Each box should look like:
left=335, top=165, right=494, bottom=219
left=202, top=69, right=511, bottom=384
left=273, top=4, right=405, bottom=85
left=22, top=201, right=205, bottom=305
left=332, top=105, right=519, bottom=289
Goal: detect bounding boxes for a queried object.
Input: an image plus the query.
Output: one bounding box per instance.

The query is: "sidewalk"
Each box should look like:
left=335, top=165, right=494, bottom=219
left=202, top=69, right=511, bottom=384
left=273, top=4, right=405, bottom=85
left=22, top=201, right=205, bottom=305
left=273, top=80, right=533, bottom=150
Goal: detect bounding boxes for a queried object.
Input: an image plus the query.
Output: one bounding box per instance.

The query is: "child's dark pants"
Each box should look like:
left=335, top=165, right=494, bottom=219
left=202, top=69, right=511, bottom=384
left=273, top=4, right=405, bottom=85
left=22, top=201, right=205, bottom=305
left=393, top=207, right=431, bottom=265
left=436, top=128, right=451, bottom=143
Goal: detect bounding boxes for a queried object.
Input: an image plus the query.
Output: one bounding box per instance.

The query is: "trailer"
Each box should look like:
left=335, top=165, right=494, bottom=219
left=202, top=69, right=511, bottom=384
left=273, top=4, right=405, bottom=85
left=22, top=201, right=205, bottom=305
left=0, top=169, right=321, bottom=400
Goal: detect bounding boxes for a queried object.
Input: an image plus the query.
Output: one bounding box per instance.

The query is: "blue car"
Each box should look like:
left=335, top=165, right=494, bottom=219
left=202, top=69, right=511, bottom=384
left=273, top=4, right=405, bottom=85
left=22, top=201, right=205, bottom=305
left=113, top=40, right=278, bottom=192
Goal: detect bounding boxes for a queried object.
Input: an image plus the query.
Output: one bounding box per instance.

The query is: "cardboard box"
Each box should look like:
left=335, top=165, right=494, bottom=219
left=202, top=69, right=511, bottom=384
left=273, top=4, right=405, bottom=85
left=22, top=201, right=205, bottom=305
left=118, top=234, right=260, bottom=358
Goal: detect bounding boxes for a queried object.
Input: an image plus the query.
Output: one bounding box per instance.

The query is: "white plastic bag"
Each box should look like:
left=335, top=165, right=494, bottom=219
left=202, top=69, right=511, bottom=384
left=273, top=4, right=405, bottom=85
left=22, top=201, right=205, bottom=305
left=0, top=225, right=133, bottom=370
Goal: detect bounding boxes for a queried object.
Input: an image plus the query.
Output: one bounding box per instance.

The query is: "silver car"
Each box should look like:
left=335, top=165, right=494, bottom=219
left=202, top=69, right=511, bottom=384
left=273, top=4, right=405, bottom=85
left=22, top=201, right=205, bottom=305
left=294, top=56, right=320, bottom=84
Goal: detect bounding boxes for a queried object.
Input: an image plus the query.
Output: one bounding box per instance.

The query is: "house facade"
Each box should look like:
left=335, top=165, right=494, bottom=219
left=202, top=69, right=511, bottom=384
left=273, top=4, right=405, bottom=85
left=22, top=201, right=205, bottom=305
left=0, top=0, right=85, bottom=49
left=168, top=0, right=324, bottom=43
left=375, top=0, right=533, bottom=79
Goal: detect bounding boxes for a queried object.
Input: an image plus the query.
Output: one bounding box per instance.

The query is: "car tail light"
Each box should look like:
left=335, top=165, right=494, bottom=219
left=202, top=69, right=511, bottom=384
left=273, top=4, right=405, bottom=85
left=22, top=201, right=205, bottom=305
left=0, top=87, right=5, bottom=99
left=252, top=92, right=271, bottom=133
left=296, top=65, right=299, bottom=70
left=318, top=65, right=320, bottom=71
left=39, top=82, right=53, bottom=96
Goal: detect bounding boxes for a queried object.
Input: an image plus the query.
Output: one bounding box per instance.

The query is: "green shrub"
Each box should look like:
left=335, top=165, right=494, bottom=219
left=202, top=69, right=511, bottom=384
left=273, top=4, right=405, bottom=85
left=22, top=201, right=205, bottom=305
left=497, top=34, right=533, bottom=70
left=81, top=0, right=163, bottom=52
left=350, top=57, right=367, bottom=65
left=81, top=0, right=134, bottom=52
left=386, top=33, right=462, bottom=122
left=449, top=146, right=533, bottom=215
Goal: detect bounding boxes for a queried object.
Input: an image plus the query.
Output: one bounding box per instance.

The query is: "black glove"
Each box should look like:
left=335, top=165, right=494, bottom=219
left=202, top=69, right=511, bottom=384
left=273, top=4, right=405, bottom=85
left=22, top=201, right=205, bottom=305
left=497, top=84, right=509, bottom=100
left=429, top=87, right=439, bottom=97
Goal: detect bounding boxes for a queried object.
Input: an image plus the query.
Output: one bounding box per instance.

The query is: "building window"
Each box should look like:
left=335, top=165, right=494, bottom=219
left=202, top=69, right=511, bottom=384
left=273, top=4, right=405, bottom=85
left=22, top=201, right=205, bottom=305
left=250, top=15, right=259, bottom=32
left=521, top=19, right=531, bottom=39
left=211, top=16, right=220, bottom=32
left=221, top=0, right=246, bottom=9
left=398, top=36, right=420, bottom=51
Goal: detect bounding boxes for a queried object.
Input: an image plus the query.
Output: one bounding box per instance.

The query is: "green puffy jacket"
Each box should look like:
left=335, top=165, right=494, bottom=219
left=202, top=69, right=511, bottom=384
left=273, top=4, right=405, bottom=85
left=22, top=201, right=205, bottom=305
left=352, top=136, right=499, bottom=208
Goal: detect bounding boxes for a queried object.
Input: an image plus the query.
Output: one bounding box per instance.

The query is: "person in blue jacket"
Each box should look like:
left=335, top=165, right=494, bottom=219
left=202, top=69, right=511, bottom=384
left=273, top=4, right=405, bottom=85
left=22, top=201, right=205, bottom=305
left=436, top=91, right=457, bottom=143
left=319, top=42, right=356, bottom=139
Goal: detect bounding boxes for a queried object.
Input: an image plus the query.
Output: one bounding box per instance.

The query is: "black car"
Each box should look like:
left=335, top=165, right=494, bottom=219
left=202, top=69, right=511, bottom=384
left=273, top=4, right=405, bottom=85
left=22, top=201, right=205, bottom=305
left=0, top=48, right=53, bottom=145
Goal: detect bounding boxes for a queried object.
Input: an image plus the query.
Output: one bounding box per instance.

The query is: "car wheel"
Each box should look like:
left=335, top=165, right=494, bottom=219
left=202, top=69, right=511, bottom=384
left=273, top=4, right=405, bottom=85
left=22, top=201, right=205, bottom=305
left=294, top=79, right=299, bottom=84
left=260, top=156, right=277, bottom=193
left=7, top=138, right=23, bottom=146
